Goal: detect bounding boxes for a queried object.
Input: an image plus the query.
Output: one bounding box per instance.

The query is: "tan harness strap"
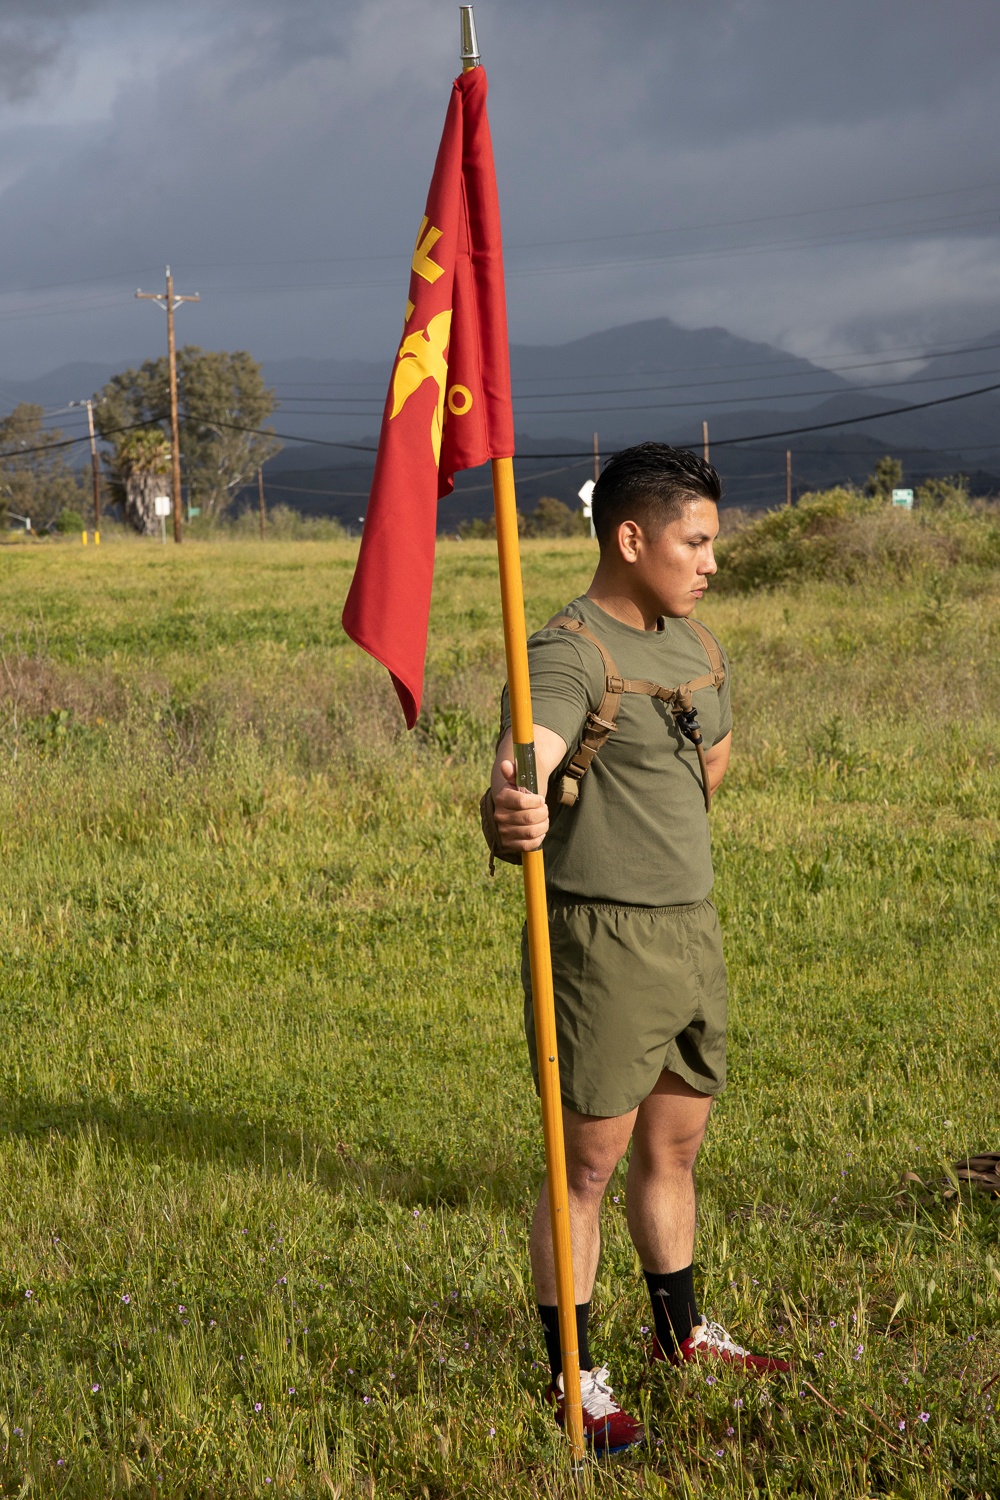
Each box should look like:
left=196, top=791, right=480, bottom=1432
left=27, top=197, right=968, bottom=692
left=541, top=611, right=726, bottom=811
left=544, top=614, right=622, bottom=805
left=684, top=617, right=725, bottom=680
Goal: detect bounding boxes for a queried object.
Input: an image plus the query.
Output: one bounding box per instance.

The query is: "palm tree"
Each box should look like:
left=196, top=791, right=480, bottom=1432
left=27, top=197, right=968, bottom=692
left=111, top=429, right=172, bottom=535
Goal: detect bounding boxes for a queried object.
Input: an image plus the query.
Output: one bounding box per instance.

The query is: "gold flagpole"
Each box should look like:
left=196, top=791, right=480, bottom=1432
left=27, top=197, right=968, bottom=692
left=460, top=6, right=585, bottom=1462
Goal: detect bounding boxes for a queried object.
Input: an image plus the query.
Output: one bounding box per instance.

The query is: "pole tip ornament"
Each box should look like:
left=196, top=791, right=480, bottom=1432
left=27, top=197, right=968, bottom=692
left=459, top=5, right=480, bottom=69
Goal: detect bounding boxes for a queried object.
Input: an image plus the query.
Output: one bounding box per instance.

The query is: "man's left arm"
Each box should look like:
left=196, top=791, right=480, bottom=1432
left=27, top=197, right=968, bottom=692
left=705, top=730, right=731, bottom=795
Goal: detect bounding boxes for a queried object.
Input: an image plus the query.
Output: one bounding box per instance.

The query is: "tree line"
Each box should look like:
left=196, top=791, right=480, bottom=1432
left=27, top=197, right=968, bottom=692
left=0, top=347, right=278, bottom=534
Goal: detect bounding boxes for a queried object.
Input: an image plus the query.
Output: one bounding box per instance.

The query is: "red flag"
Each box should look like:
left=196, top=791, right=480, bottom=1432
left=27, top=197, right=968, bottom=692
left=341, top=67, right=514, bottom=728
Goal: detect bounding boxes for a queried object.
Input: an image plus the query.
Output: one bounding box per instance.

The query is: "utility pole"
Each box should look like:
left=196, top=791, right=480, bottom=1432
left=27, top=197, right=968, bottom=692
left=135, top=266, right=200, bottom=543
left=702, top=420, right=710, bottom=465
left=786, top=449, right=792, bottom=507
left=592, top=430, right=600, bottom=486
left=69, top=398, right=102, bottom=533
left=258, top=467, right=266, bottom=539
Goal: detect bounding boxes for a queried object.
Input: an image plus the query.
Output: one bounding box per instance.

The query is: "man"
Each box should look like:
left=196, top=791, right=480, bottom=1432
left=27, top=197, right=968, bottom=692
left=484, top=443, right=788, bottom=1455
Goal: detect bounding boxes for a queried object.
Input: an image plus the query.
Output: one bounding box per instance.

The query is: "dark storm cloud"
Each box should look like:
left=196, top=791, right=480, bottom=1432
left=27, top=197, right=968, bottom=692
left=0, top=0, right=997, bottom=375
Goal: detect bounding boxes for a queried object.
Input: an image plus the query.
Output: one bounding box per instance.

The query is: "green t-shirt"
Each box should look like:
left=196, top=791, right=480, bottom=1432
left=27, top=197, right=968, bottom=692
left=501, top=596, right=732, bottom=907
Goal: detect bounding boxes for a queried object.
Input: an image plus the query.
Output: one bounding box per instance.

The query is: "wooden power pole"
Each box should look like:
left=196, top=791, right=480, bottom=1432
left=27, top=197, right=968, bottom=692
left=258, top=467, right=266, bottom=539
left=786, top=448, right=792, bottom=507
left=136, top=266, right=200, bottom=543
left=70, top=398, right=102, bottom=532
left=702, top=420, right=710, bottom=465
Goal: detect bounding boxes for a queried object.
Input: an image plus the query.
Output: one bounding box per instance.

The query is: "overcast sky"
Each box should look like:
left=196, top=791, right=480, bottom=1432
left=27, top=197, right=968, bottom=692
left=0, top=0, right=997, bottom=380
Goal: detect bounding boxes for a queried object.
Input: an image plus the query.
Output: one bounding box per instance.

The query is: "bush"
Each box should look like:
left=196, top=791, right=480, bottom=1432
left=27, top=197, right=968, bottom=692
left=713, top=485, right=1000, bottom=593
left=54, top=508, right=86, bottom=534
left=221, top=504, right=347, bottom=541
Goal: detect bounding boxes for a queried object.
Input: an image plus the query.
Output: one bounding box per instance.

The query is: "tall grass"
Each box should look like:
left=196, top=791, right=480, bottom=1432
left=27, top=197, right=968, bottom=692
left=0, top=526, right=997, bottom=1496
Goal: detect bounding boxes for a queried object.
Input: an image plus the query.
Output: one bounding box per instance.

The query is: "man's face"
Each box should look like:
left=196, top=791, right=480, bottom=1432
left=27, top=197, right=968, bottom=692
left=629, top=499, right=719, bottom=619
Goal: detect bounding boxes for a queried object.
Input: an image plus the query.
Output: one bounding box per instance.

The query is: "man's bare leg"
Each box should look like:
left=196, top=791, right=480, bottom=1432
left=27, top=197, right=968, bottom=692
left=625, top=1069, right=713, bottom=1273
left=529, top=1105, right=635, bottom=1306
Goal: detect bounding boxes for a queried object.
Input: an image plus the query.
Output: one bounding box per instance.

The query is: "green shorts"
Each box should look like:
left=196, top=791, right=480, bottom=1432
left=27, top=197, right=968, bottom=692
left=521, top=896, right=727, bottom=1118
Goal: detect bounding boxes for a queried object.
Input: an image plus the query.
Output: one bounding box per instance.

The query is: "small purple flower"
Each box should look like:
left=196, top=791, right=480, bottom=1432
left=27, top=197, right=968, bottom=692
left=854, top=1344, right=864, bottom=1360
left=640, top=1325, right=649, bottom=1335
left=612, top=1195, right=620, bottom=1204
left=57, top=1459, right=65, bottom=1467
left=899, top=1419, right=906, bottom=1431
left=919, top=1411, right=930, bottom=1423
left=13, top=1428, right=22, bottom=1437
left=752, top=1278, right=759, bottom=1286
left=178, top=1305, right=186, bottom=1313
left=363, top=1395, right=370, bottom=1404
left=24, top=1290, right=33, bottom=1300
left=715, top=1448, right=724, bottom=1457
left=91, top=1383, right=100, bottom=1393
left=489, top=1426, right=495, bottom=1437
left=733, top=1398, right=743, bottom=1410
left=463, top=1342, right=469, bottom=1350
left=288, top=1387, right=296, bottom=1395
left=348, top=1368, right=354, bottom=1375
left=254, top=1402, right=262, bottom=1412
left=121, top=1294, right=131, bottom=1305
left=705, top=1375, right=716, bottom=1385
left=726, top=1426, right=735, bottom=1436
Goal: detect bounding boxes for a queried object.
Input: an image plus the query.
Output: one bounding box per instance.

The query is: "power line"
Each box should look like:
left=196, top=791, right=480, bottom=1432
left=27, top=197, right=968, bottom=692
left=268, top=361, right=1000, bottom=420
left=268, top=333, right=1000, bottom=396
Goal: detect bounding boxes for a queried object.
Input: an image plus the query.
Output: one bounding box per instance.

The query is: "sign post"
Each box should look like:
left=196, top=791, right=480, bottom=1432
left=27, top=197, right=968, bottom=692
left=154, top=494, right=172, bottom=544
left=891, top=488, right=914, bottom=510
left=578, top=479, right=596, bottom=539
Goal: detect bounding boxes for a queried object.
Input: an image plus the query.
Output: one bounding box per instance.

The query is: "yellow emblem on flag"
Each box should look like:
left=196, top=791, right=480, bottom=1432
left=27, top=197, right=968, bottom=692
left=390, top=309, right=453, bottom=464
left=411, top=217, right=445, bottom=284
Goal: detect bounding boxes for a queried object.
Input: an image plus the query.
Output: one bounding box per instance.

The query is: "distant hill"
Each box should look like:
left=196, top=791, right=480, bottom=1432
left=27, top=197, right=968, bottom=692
left=6, top=317, right=999, bottom=517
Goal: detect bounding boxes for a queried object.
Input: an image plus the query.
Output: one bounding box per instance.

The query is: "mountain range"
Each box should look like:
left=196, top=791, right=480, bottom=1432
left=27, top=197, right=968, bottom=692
left=4, top=316, right=999, bottom=520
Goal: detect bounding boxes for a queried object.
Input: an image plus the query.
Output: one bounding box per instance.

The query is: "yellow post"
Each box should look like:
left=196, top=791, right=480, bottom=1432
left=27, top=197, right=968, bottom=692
left=465, top=8, right=583, bottom=1462
left=81, top=531, right=88, bottom=546
left=95, top=531, right=101, bottom=546
left=491, top=453, right=584, bottom=1462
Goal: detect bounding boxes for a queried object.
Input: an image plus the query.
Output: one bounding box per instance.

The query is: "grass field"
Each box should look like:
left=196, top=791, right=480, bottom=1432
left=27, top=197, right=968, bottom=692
left=0, top=530, right=998, bottom=1498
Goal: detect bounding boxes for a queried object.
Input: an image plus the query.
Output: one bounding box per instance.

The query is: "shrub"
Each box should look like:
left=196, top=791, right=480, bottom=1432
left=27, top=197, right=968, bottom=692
left=54, top=508, right=86, bottom=534
left=713, top=485, right=1000, bottom=593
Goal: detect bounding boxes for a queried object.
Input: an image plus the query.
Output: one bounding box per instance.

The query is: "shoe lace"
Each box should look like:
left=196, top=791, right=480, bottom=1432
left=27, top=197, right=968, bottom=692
left=691, top=1320, right=749, bottom=1358
left=561, top=1366, right=622, bottom=1419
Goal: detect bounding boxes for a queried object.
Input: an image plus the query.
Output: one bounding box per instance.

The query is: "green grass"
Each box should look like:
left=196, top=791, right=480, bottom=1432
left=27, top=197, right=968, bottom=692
left=0, top=531, right=998, bottom=1497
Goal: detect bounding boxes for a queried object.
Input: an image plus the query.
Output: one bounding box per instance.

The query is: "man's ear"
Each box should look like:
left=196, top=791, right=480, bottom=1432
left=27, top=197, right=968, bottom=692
left=617, top=519, right=641, bottom=563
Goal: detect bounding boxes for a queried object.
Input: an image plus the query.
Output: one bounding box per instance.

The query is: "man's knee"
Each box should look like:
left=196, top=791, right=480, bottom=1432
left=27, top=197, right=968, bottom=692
left=565, top=1143, right=627, bottom=1199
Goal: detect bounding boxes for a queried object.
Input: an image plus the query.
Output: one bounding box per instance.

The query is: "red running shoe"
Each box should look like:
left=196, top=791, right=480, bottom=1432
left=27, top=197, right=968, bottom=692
left=653, top=1319, right=790, bottom=1374
left=548, top=1365, right=645, bottom=1455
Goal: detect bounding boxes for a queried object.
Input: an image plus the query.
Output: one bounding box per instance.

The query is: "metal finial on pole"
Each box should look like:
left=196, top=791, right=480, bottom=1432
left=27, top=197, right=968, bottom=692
left=460, top=5, right=480, bottom=69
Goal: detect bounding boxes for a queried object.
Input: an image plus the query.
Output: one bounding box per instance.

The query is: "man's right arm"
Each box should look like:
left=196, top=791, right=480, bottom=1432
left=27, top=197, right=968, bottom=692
left=489, top=725, right=568, bottom=855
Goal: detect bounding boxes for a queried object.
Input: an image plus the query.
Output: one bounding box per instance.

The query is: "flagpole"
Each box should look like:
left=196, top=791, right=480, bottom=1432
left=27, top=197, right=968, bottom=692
left=459, top=9, right=584, bottom=1462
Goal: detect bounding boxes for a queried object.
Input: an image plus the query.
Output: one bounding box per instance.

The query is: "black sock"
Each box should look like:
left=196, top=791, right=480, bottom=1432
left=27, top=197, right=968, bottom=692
left=537, top=1302, right=592, bottom=1383
left=643, top=1265, right=700, bottom=1355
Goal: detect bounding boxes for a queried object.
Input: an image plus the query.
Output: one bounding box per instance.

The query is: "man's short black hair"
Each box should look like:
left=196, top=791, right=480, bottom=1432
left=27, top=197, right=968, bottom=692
left=591, top=442, right=722, bottom=550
